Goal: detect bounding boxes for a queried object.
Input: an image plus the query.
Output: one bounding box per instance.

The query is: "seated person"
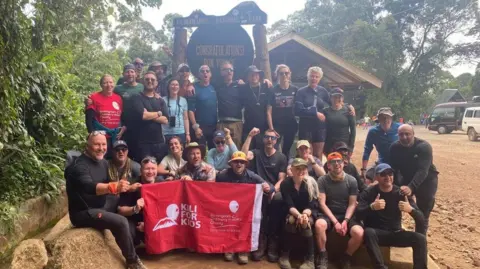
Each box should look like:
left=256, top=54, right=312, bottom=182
left=117, top=156, right=160, bottom=245
left=216, top=151, right=272, bottom=265
left=323, top=142, right=367, bottom=192
left=287, top=140, right=325, bottom=178
left=278, top=158, right=319, bottom=269
left=157, top=136, right=186, bottom=179
left=356, top=163, right=427, bottom=269
left=207, top=128, right=238, bottom=172
left=315, top=152, right=364, bottom=269
left=177, top=142, right=215, bottom=181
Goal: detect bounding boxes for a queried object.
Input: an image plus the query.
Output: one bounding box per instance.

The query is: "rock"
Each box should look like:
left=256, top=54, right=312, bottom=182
left=473, top=257, right=480, bottom=267
left=11, top=239, right=48, bottom=269
left=43, top=214, right=72, bottom=247
left=46, top=228, right=125, bottom=269
left=430, top=254, right=438, bottom=261
left=469, top=226, right=476, bottom=232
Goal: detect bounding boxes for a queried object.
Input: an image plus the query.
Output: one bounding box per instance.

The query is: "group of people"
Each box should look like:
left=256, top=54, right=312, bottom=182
left=66, top=57, right=438, bottom=269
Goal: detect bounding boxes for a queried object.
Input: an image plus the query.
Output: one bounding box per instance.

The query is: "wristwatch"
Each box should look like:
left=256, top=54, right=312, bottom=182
left=157, top=111, right=162, bottom=117
left=133, top=205, right=140, bottom=214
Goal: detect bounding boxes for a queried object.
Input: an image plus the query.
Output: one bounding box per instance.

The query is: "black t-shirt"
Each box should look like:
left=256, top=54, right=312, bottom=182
left=65, top=154, right=109, bottom=216
left=269, top=85, right=298, bottom=124
left=241, top=83, right=271, bottom=130
left=249, top=149, right=287, bottom=185
left=118, top=188, right=143, bottom=223
left=130, top=92, right=168, bottom=144
left=215, top=81, right=243, bottom=121
left=280, top=177, right=319, bottom=214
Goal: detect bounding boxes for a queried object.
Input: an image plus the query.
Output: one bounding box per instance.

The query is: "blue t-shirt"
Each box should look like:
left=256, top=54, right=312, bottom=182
left=187, top=83, right=217, bottom=126
left=206, top=143, right=238, bottom=171
left=162, top=96, right=188, bottom=135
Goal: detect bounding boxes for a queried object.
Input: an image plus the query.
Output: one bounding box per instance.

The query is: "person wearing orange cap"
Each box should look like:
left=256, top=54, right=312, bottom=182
left=216, top=151, right=273, bottom=265
left=314, top=152, right=364, bottom=269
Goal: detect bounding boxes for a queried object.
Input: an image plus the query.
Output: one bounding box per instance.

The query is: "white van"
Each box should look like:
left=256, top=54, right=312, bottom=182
left=462, top=107, right=480, bottom=141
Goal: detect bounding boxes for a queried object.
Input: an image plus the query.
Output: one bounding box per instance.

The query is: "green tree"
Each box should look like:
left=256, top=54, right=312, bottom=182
left=472, top=63, right=480, bottom=96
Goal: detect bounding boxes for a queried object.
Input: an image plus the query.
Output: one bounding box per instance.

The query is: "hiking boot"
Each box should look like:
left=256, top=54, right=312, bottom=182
left=238, top=252, right=249, bottom=265
left=278, top=252, right=292, bottom=269
left=251, top=234, right=266, bottom=261
left=224, top=252, right=234, bottom=262
left=267, top=236, right=279, bottom=262
left=127, top=257, right=147, bottom=269
left=315, top=251, right=328, bottom=269
left=340, top=253, right=352, bottom=269
left=299, top=255, right=315, bottom=269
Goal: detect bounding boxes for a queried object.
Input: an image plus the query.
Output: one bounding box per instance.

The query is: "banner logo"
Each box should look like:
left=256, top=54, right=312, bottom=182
left=153, top=204, right=179, bottom=231
left=229, top=200, right=239, bottom=213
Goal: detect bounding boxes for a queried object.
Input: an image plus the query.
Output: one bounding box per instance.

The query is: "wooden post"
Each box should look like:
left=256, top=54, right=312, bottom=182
left=173, top=27, right=187, bottom=74
left=253, top=24, right=272, bottom=81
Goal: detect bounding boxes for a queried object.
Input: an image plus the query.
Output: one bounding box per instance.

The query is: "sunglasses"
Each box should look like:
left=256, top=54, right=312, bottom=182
left=215, top=140, right=226, bottom=145
left=222, top=68, right=234, bottom=73
left=141, top=156, right=157, bottom=165
left=279, top=71, right=290, bottom=76
left=115, top=147, right=127, bottom=152
left=144, top=78, right=157, bottom=82
left=263, top=135, right=278, bottom=140
left=179, top=68, right=190, bottom=73
left=379, top=171, right=394, bottom=177
left=328, top=159, right=343, bottom=165
left=200, top=69, right=210, bottom=73
left=231, top=160, right=246, bottom=165
left=134, top=62, right=144, bottom=67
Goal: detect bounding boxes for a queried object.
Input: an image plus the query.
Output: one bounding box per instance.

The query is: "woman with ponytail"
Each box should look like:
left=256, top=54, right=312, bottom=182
left=278, top=158, right=319, bottom=269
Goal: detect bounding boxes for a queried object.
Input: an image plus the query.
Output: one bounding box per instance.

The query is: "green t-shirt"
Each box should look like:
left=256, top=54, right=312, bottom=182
left=114, top=83, right=144, bottom=101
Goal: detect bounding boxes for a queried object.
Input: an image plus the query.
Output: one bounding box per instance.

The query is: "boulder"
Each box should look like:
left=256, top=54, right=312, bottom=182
left=43, top=214, right=72, bottom=247
left=46, top=228, right=125, bottom=269
left=11, top=239, right=48, bottom=269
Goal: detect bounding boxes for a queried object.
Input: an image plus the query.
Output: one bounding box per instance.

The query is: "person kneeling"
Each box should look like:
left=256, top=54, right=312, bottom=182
left=177, top=142, right=215, bottom=181
left=278, top=158, right=319, bottom=269
left=356, top=164, right=427, bottom=269
left=117, top=157, right=160, bottom=246
left=216, top=151, right=273, bottom=264
left=315, top=152, right=364, bottom=269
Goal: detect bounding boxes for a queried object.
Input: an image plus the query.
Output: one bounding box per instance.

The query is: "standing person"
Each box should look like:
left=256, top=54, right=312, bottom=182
left=187, top=65, right=218, bottom=149
left=86, top=74, right=126, bottom=158
left=390, top=124, right=438, bottom=234
left=128, top=71, right=169, bottom=163
left=363, top=115, right=371, bottom=130
left=162, top=78, right=190, bottom=143
left=241, top=65, right=273, bottom=150
left=324, top=88, right=356, bottom=155
left=314, top=152, right=364, bottom=269
left=216, top=151, right=273, bottom=265
left=177, top=142, right=216, bottom=182
left=116, top=58, right=144, bottom=85
left=206, top=129, right=238, bottom=172
left=64, top=132, right=145, bottom=269
left=267, top=64, right=298, bottom=154
left=286, top=140, right=325, bottom=178
left=117, top=157, right=160, bottom=246
left=148, top=61, right=169, bottom=96
left=215, top=61, right=244, bottom=147
left=294, top=66, right=330, bottom=159
left=278, top=158, right=319, bottom=269
left=157, top=136, right=186, bottom=180
left=115, top=64, right=145, bottom=97
left=361, top=107, right=400, bottom=179
left=176, top=63, right=194, bottom=97
left=356, top=163, right=427, bottom=269
left=242, top=128, right=288, bottom=262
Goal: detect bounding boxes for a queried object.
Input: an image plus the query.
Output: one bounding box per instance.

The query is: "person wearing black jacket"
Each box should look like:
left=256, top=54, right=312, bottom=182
left=356, top=163, right=427, bottom=269
left=216, top=151, right=273, bottom=265
left=390, top=124, right=438, bottom=234
left=65, top=132, right=146, bottom=269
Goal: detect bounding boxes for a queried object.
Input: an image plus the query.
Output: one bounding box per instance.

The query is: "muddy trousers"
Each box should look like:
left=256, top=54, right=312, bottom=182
left=364, top=228, right=427, bottom=269
left=70, top=209, right=138, bottom=264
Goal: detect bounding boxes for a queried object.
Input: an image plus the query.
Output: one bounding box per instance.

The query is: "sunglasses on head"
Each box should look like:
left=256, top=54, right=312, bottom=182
left=263, top=135, right=277, bottom=140
left=222, top=68, right=234, bottom=73
left=89, top=130, right=106, bottom=137
left=141, top=156, right=157, bottom=165
left=279, top=71, right=290, bottom=76
left=215, top=140, right=226, bottom=145
left=200, top=69, right=210, bottom=73
left=328, top=159, right=343, bottom=165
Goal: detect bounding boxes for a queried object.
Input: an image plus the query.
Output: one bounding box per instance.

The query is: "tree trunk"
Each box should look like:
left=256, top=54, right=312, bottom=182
left=173, top=27, right=187, bottom=74
left=253, top=24, right=272, bottom=81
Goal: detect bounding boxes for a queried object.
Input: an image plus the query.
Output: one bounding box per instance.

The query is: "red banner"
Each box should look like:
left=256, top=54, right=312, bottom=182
left=142, top=181, right=263, bottom=254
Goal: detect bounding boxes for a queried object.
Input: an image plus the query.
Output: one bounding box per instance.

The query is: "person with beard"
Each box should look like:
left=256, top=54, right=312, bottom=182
left=187, top=65, right=218, bottom=149
left=242, top=128, right=287, bottom=262
left=389, top=124, right=438, bottom=234
left=162, top=79, right=190, bottom=144
left=216, top=151, right=273, bottom=265
left=64, top=132, right=146, bottom=269
left=267, top=64, right=298, bottom=154
left=177, top=142, right=216, bottom=182
left=148, top=61, right=169, bottom=96
left=85, top=74, right=126, bottom=159
left=116, top=58, right=144, bottom=85
left=157, top=136, right=187, bottom=180
left=206, top=129, right=238, bottom=172
left=278, top=158, right=319, bottom=269
left=240, top=65, right=273, bottom=150
left=115, top=64, right=144, bottom=100
left=287, top=140, right=325, bottom=178
left=117, top=156, right=160, bottom=246
left=356, top=163, right=427, bottom=269
left=129, top=71, right=169, bottom=163
left=315, top=152, right=364, bottom=269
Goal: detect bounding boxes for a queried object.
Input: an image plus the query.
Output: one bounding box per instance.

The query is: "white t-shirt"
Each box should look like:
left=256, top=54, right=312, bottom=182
left=160, top=154, right=187, bottom=173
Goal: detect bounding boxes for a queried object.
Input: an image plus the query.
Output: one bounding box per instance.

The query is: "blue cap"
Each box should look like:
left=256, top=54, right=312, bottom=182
left=213, top=130, right=225, bottom=140
left=375, top=163, right=393, bottom=174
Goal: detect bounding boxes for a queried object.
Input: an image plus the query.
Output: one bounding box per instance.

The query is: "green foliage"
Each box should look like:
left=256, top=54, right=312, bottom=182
left=472, top=63, right=480, bottom=97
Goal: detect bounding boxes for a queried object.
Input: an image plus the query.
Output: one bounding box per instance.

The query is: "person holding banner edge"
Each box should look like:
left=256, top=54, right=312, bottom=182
left=177, top=142, right=216, bottom=182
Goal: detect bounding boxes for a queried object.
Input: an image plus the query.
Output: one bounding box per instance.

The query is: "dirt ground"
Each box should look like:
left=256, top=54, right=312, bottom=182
left=351, top=127, right=480, bottom=269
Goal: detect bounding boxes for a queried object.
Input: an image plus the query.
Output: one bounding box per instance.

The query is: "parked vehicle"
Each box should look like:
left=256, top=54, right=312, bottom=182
left=428, top=102, right=478, bottom=134
left=462, top=107, right=480, bottom=141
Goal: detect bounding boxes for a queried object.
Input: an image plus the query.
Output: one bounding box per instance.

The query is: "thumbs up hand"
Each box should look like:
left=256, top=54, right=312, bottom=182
left=371, top=194, right=386, bottom=211
left=398, top=195, right=413, bottom=213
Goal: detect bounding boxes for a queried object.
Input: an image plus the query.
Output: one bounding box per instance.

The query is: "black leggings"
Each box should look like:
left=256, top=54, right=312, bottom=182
left=276, top=121, right=298, bottom=155
left=70, top=209, right=137, bottom=264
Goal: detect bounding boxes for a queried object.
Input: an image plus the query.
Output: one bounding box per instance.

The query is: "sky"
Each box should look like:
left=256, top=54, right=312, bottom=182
left=141, top=0, right=477, bottom=76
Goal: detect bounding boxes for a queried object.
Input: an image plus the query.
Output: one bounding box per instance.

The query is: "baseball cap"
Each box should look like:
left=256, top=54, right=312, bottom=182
left=213, top=130, right=226, bottom=140
left=112, top=140, right=128, bottom=149
left=291, top=158, right=309, bottom=168
left=177, top=63, right=190, bottom=73
left=377, top=107, right=394, bottom=117
left=375, top=163, right=394, bottom=174
left=327, top=152, right=343, bottom=162
left=229, top=151, right=248, bottom=163
left=123, top=64, right=135, bottom=72
left=296, top=140, right=311, bottom=149
left=330, top=87, right=344, bottom=96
